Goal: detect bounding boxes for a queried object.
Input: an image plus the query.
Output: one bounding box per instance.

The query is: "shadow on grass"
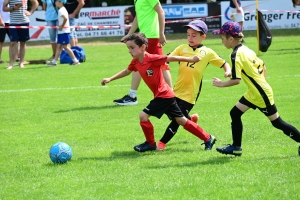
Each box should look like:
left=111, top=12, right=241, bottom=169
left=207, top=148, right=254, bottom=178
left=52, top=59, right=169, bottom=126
left=54, top=105, right=119, bottom=113
left=147, top=156, right=232, bottom=169
left=77, top=150, right=141, bottom=161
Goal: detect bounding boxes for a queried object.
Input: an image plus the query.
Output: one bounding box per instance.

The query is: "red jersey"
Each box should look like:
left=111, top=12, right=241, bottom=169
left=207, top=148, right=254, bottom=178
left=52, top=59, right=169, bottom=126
left=128, top=53, right=175, bottom=98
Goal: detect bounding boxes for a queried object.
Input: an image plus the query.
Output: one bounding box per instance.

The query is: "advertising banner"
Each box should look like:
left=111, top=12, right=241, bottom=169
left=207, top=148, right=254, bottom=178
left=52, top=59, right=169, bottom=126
left=24, top=1, right=300, bottom=41
left=163, top=2, right=221, bottom=34
left=221, top=0, right=300, bottom=30
left=29, top=6, right=129, bottom=41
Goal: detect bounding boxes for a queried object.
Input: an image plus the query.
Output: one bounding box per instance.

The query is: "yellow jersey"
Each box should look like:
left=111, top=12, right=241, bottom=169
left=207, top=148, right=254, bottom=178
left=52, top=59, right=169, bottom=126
left=230, top=44, right=274, bottom=108
left=170, top=44, right=226, bottom=104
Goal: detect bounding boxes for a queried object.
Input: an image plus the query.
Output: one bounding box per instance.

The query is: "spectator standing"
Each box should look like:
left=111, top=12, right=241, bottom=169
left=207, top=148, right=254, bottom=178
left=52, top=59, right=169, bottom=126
left=42, top=0, right=58, bottom=60
left=64, top=0, right=84, bottom=47
left=229, top=0, right=244, bottom=29
left=47, top=0, right=80, bottom=66
left=0, top=0, right=10, bottom=63
left=3, top=0, right=38, bottom=70
left=113, top=0, right=172, bottom=106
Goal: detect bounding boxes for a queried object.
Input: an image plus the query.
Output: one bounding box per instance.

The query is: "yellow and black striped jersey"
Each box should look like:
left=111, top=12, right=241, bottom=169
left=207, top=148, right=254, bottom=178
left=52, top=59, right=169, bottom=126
left=170, top=44, right=226, bottom=104
left=230, top=44, right=274, bottom=108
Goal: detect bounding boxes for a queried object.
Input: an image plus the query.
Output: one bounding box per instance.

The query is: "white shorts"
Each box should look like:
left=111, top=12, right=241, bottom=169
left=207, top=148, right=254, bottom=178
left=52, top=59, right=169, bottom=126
left=230, top=7, right=244, bottom=22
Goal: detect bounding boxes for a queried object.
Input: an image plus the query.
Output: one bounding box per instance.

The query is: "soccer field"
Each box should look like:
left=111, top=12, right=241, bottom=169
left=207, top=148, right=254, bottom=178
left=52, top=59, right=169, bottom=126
left=0, top=31, right=299, bottom=199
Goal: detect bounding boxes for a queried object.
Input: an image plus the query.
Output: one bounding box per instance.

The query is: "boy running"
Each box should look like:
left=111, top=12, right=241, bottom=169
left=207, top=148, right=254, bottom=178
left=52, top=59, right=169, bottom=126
left=157, top=20, right=231, bottom=150
left=47, top=0, right=79, bottom=66
left=212, top=21, right=300, bottom=156
left=101, top=33, right=216, bottom=152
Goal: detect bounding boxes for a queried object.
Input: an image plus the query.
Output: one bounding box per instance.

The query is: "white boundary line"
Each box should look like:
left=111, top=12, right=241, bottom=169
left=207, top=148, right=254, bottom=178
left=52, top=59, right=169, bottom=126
left=0, top=85, right=130, bottom=93
left=0, top=74, right=299, bottom=93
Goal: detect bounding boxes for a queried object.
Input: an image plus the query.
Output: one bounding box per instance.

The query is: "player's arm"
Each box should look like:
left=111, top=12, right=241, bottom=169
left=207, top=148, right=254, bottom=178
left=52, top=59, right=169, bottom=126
left=154, top=3, right=166, bottom=46
left=212, top=77, right=240, bottom=87
left=120, top=17, right=138, bottom=42
left=167, top=55, right=200, bottom=63
left=223, top=63, right=232, bottom=78
left=101, top=68, right=132, bottom=86
left=263, top=65, right=267, bottom=79
left=69, top=0, right=85, bottom=19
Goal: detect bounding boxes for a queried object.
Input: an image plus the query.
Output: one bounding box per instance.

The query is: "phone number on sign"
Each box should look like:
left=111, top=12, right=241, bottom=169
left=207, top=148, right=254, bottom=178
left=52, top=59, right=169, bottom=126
left=76, top=30, right=125, bottom=38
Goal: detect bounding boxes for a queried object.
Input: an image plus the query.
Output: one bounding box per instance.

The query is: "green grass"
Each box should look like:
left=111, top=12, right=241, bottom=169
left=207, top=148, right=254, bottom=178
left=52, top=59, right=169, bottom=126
left=0, top=29, right=300, bottom=199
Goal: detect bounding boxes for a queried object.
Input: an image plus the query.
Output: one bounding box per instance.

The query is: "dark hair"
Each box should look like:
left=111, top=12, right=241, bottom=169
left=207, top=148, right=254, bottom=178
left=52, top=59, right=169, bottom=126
left=292, top=0, right=297, bottom=7
left=126, top=32, right=148, bottom=48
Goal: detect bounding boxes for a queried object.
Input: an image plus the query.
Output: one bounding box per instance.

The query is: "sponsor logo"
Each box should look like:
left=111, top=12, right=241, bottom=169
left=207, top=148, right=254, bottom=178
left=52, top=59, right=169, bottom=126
left=80, top=9, right=121, bottom=20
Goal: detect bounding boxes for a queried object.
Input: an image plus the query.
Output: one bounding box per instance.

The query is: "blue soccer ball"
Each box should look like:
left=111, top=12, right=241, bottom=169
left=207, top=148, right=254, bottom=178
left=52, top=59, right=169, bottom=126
left=49, top=142, right=73, bottom=164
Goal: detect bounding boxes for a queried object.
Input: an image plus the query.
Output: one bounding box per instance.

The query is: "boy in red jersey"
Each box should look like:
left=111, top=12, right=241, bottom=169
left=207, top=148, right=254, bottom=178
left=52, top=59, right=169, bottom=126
left=101, top=33, right=216, bottom=152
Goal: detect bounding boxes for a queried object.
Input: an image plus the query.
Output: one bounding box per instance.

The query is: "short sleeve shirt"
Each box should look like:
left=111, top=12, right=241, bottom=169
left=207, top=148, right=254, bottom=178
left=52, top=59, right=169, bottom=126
left=42, top=0, right=58, bottom=21
left=230, top=44, right=274, bottom=108
left=170, top=44, right=226, bottom=104
left=128, top=53, right=174, bottom=98
left=134, top=0, right=160, bottom=38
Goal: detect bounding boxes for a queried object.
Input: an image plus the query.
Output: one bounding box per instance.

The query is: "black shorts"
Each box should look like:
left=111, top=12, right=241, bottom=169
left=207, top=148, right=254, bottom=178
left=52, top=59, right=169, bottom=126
left=175, top=97, right=194, bottom=119
left=239, top=96, right=277, bottom=116
left=143, top=97, right=184, bottom=119
left=0, top=23, right=10, bottom=42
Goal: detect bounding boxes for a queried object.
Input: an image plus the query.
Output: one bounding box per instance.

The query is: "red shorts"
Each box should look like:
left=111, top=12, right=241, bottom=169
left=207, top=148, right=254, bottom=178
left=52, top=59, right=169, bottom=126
left=147, top=38, right=163, bottom=55
left=147, top=38, right=169, bottom=70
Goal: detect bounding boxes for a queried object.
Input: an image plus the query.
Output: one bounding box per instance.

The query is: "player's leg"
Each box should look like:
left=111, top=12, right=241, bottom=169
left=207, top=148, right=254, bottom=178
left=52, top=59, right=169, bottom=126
left=133, top=103, right=157, bottom=152
left=134, top=98, right=174, bottom=152
left=260, top=104, right=300, bottom=143
left=167, top=101, right=216, bottom=150
left=113, top=71, right=140, bottom=105
left=158, top=98, right=194, bottom=150
left=216, top=97, right=250, bottom=156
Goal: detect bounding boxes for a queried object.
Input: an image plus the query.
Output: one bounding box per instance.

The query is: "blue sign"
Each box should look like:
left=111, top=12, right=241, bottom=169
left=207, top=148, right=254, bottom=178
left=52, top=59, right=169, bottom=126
left=163, top=4, right=208, bottom=19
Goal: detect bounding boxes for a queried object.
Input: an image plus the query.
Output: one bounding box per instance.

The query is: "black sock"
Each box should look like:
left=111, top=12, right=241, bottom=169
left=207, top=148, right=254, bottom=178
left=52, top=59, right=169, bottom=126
left=271, top=117, right=300, bottom=143
left=230, top=106, right=244, bottom=147
left=160, top=120, right=180, bottom=144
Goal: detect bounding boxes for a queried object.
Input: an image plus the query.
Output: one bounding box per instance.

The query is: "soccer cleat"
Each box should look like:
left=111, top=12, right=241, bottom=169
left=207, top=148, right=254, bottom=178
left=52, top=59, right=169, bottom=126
left=298, top=146, right=300, bottom=156
left=156, top=141, right=166, bottom=150
left=113, top=94, right=138, bottom=106
left=47, top=61, right=57, bottom=66
left=201, top=135, right=217, bottom=150
left=216, top=144, right=242, bottom=156
left=190, top=114, right=199, bottom=124
left=134, top=141, right=156, bottom=152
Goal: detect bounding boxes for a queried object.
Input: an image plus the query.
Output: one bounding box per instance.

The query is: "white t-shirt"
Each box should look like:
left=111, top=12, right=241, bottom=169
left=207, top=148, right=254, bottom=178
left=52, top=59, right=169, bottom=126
left=0, top=0, right=9, bottom=23
left=58, top=7, right=70, bottom=34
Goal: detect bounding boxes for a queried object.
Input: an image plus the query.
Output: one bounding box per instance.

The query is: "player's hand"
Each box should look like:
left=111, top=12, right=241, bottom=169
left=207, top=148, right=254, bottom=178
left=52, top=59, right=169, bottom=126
left=212, top=77, right=223, bottom=87
left=224, top=71, right=231, bottom=78
left=101, top=78, right=110, bottom=86
left=192, top=55, right=201, bottom=62
left=159, top=33, right=167, bottom=46
left=120, top=35, right=129, bottom=43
